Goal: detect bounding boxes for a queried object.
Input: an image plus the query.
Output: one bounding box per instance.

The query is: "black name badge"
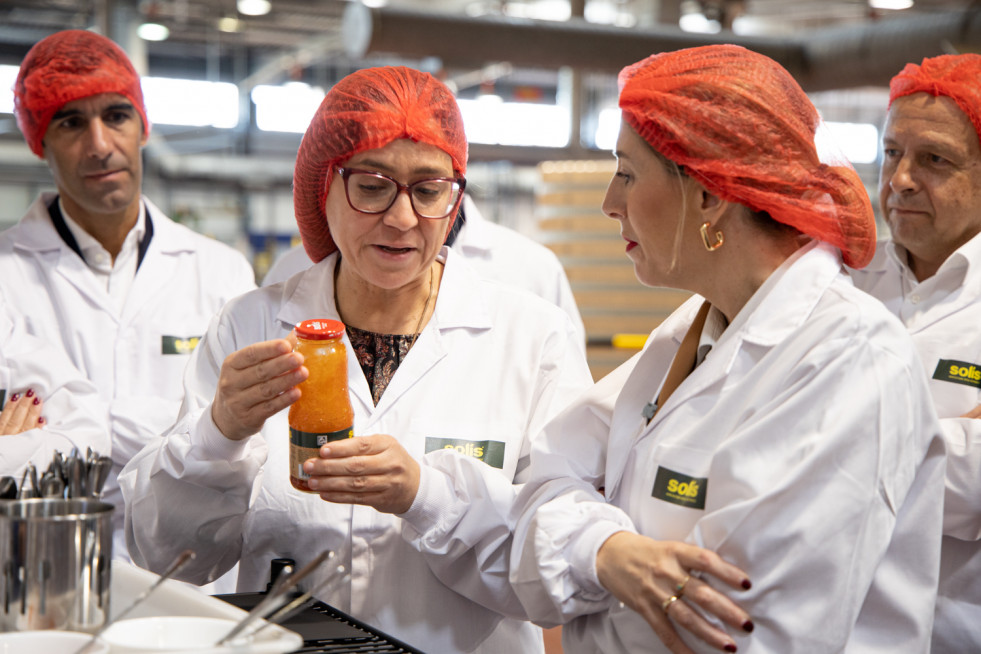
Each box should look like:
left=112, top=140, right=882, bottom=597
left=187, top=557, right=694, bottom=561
left=933, top=359, right=981, bottom=390
left=161, top=335, right=202, bottom=355
left=652, top=466, right=708, bottom=510
left=425, top=438, right=505, bottom=469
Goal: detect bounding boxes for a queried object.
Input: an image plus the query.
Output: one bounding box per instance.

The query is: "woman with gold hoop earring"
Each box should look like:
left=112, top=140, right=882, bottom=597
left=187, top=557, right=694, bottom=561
left=507, top=45, right=945, bottom=654
left=121, top=66, right=592, bottom=654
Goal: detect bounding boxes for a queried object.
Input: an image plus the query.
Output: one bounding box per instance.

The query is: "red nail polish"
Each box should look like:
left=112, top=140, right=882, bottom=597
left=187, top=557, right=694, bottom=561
left=37, top=416, right=45, bottom=425
left=741, top=579, right=752, bottom=590
left=25, top=389, right=34, bottom=398
left=725, top=644, right=737, bottom=653
left=33, top=397, right=40, bottom=405
left=743, top=620, right=754, bottom=633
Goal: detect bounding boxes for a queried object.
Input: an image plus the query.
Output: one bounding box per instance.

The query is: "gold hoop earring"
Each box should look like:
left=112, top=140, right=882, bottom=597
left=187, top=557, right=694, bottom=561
left=700, top=222, right=724, bottom=251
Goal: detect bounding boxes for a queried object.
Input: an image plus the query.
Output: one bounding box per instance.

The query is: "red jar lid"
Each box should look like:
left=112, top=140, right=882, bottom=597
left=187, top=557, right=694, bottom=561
left=295, top=319, right=345, bottom=340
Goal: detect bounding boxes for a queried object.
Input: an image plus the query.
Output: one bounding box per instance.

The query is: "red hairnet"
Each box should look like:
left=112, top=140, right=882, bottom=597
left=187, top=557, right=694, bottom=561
left=13, top=30, right=150, bottom=159
left=889, top=53, right=981, bottom=148
left=618, top=44, right=875, bottom=268
left=293, top=66, right=468, bottom=263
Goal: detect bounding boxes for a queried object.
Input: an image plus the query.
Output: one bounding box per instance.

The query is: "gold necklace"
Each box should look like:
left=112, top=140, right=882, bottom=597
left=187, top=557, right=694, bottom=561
left=409, top=265, right=435, bottom=350
left=333, top=259, right=435, bottom=349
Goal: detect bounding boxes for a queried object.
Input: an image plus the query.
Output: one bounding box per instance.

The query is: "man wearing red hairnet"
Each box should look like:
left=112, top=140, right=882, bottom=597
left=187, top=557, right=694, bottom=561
left=850, top=53, right=981, bottom=652
left=0, top=30, right=255, bottom=571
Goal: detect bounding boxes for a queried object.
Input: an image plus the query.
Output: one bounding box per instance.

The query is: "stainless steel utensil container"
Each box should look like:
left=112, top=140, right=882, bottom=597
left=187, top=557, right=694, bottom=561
left=0, top=498, right=113, bottom=632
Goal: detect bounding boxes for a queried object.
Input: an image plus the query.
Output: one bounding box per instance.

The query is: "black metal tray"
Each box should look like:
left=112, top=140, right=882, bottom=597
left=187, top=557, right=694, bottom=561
left=216, top=592, right=426, bottom=654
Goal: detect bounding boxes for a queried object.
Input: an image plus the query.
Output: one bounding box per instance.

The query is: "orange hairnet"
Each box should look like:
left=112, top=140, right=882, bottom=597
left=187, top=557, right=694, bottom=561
left=618, top=44, right=875, bottom=268
left=14, top=30, right=149, bottom=159
left=293, top=66, right=468, bottom=263
left=889, top=53, right=981, bottom=147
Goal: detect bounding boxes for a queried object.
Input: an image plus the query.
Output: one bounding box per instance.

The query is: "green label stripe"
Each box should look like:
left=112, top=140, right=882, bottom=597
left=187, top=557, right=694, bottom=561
left=651, top=466, right=707, bottom=510
left=290, top=427, right=354, bottom=448
left=424, top=438, right=505, bottom=469
left=161, top=335, right=202, bottom=355
left=933, top=359, right=981, bottom=390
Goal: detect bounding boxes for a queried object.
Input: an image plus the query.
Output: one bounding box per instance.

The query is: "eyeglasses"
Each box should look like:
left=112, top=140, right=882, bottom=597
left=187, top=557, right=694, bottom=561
left=336, top=167, right=467, bottom=220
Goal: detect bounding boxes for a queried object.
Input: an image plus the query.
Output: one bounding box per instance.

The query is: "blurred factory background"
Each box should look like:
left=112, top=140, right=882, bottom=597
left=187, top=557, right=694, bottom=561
left=1, top=0, right=978, bottom=376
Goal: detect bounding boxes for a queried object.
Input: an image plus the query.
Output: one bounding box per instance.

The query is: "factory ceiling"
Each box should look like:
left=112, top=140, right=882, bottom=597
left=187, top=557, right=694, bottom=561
left=0, top=0, right=978, bottom=175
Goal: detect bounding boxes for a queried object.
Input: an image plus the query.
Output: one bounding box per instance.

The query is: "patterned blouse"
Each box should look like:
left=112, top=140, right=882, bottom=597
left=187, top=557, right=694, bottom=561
left=346, top=325, right=417, bottom=405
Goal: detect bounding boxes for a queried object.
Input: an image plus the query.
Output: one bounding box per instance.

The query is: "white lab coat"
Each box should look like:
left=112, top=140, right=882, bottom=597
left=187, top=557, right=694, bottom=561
left=119, top=247, right=593, bottom=654
left=0, top=192, right=256, bottom=559
left=0, top=298, right=108, bottom=479
left=850, top=233, right=981, bottom=653
left=511, top=242, right=946, bottom=653
left=263, top=196, right=587, bottom=348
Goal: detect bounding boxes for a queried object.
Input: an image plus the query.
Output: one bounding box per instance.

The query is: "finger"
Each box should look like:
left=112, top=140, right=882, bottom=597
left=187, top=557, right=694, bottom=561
left=305, top=452, right=390, bottom=484
left=318, top=435, right=379, bottom=459
left=23, top=396, right=43, bottom=431
left=229, top=384, right=301, bottom=423
left=212, top=384, right=301, bottom=441
left=662, top=590, right=746, bottom=651
left=0, top=395, right=17, bottom=433
left=6, top=392, right=32, bottom=434
left=677, top=545, right=752, bottom=592
left=961, top=403, right=981, bottom=419
left=682, top=576, right=754, bottom=633
left=224, top=339, right=297, bottom=377
left=231, top=364, right=308, bottom=409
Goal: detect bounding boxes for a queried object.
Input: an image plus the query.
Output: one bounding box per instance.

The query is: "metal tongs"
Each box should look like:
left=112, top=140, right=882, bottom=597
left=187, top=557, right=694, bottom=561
left=73, top=549, right=196, bottom=654
left=215, top=549, right=333, bottom=646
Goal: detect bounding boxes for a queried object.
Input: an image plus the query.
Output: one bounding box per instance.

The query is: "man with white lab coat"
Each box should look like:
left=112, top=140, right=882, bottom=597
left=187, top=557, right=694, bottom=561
left=849, top=53, right=981, bottom=652
left=0, top=30, right=255, bottom=573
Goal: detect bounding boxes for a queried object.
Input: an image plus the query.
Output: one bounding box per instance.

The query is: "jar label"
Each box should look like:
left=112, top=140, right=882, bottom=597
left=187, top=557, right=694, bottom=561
left=290, top=427, right=354, bottom=448
left=289, top=427, right=353, bottom=481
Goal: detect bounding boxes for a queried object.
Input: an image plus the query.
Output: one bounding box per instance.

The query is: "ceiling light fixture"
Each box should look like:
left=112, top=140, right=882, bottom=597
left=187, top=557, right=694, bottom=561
left=869, top=0, right=914, bottom=9
left=218, top=16, right=242, bottom=32
left=137, top=22, right=170, bottom=41
left=237, top=0, right=271, bottom=16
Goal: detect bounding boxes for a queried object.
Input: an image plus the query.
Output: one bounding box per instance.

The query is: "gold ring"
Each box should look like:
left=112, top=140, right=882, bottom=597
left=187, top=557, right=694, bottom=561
left=661, top=595, right=680, bottom=613
left=675, top=575, right=691, bottom=597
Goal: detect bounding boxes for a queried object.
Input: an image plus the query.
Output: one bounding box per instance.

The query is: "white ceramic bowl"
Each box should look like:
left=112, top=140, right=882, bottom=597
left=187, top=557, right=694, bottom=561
left=100, top=616, right=276, bottom=653
left=0, top=630, right=110, bottom=654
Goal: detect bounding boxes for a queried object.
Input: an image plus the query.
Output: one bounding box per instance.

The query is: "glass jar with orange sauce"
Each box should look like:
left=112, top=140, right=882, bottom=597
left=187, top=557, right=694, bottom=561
left=288, top=319, right=354, bottom=493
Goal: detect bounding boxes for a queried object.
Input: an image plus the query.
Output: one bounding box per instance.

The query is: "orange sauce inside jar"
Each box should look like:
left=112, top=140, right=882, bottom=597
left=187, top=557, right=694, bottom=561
left=288, top=319, right=354, bottom=493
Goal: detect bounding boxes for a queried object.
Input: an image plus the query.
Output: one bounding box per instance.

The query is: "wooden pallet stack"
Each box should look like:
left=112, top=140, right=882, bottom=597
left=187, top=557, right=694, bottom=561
left=536, top=160, right=691, bottom=380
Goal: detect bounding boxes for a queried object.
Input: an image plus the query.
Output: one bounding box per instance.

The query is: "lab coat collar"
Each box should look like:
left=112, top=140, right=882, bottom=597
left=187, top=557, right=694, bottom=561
left=13, top=193, right=70, bottom=253
left=136, top=197, right=212, bottom=256
left=15, top=192, right=191, bottom=257
left=604, top=241, right=843, bottom=498
left=878, top=232, right=981, bottom=295
left=452, top=202, right=492, bottom=257
left=726, top=240, right=841, bottom=349
left=13, top=193, right=190, bottom=320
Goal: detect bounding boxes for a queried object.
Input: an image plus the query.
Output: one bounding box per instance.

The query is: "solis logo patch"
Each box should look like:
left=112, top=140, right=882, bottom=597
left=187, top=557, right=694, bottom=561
left=933, top=359, right=981, bottom=390
left=652, top=466, right=707, bottom=510
left=161, top=335, right=202, bottom=355
left=425, top=438, right=505, bottom=469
